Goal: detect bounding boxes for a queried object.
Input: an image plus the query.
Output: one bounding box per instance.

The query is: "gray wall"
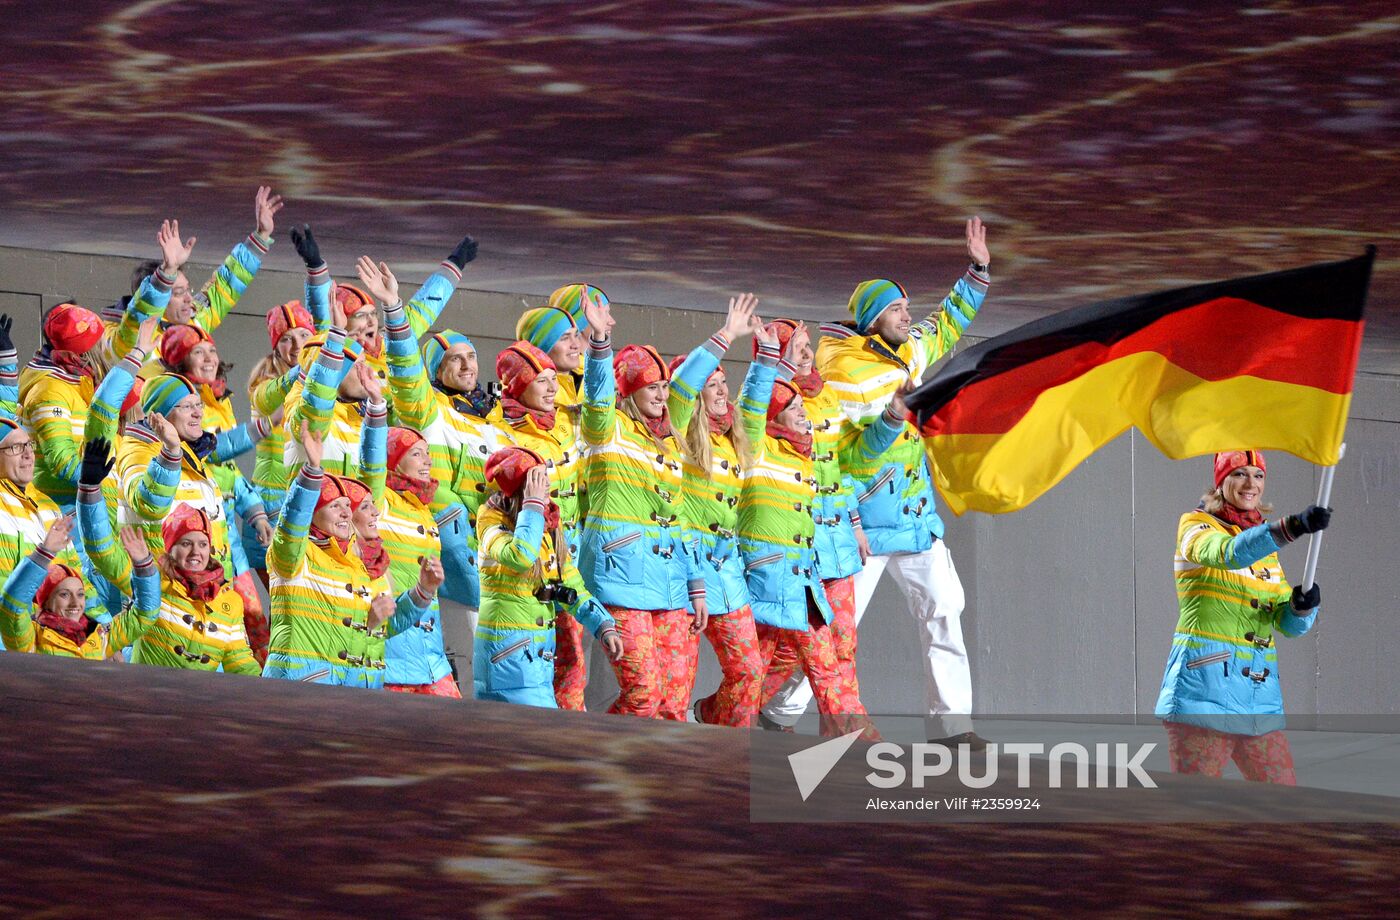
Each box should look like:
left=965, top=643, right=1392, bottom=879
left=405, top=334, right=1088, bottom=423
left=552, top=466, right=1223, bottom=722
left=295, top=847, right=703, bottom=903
left=4, top=245, right=1397, bottom=718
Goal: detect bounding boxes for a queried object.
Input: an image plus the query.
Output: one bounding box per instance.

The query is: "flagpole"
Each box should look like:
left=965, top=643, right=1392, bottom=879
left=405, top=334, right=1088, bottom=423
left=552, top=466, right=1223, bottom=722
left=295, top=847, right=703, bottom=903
left=1300, top=442, right=1345, bottom=591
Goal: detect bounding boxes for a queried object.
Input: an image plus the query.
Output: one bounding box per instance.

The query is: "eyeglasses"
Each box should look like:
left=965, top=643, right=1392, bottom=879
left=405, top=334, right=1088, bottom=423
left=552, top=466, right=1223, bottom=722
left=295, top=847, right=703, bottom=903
left=0, top=441, right=35, bottom=457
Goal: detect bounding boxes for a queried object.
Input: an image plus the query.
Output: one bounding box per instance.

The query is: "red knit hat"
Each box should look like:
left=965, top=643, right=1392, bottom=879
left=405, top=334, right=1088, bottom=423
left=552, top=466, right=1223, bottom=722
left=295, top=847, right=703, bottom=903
left=162, top=503, right=212, bottom=553
left=614, top=344, right=669, bottom=399
left=495, top=341, right=556, bottom=400
left=336, top=283, right=375, bottom=317
left=340, top=476, right=372, bottom=511
left=484, top=446, right=545, bottom=498
left=160, top=324, right=215, bottom=374
left=752, top=318, right=801, bottom=358
left=121, top=378, right=144, bottom=416
left=768, top=379, right=801, bottom=422
left=1214, top=450, right=1266, bottom=490
left=266, top=300, right=315, bottom=350
left=387, top=427, right=426, bottom=475
left=36, top=563, right=84, bottom=611
left=316, top=474, right=354, bottom=512
left=43, top=303, right=104, bottom=354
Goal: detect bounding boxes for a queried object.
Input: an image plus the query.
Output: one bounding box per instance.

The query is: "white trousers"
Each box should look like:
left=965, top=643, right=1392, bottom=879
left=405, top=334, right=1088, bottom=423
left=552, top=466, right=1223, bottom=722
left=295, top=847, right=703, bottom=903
left=762, top=541, right=973, bottom=737
left=438, top=600, right=479, bottom=686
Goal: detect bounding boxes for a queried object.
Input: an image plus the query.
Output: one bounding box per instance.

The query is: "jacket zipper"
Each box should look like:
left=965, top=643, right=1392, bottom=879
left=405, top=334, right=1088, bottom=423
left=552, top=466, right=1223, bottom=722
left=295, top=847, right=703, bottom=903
left=744, top=552, right=784, bottom=572
left=857, top=467, right=896, bottom=504
left=1185, top=650, right=1231, bottom=670
left=602, top=531, right=642, bottom=553
left=490, top=638, right=531, bottom=664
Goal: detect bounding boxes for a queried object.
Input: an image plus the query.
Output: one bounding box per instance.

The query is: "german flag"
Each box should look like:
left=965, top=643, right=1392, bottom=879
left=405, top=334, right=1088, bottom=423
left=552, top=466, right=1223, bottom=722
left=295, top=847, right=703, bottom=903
left=906, top=248, right=1374, bottom=515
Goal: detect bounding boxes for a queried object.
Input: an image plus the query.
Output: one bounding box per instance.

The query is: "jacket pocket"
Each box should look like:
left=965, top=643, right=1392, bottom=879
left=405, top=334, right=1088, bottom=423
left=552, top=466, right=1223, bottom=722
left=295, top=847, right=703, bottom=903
left=857, top=467, right=897, bottom=504
left=743, top=552, right=787, bottom=604
left=490, top=638, right=530, bottom=665
left=602, top=531, right=642, bottom=553
left=744, top=552, right=784, bottom=572
left=1185, top=650, right=1231, bottom=671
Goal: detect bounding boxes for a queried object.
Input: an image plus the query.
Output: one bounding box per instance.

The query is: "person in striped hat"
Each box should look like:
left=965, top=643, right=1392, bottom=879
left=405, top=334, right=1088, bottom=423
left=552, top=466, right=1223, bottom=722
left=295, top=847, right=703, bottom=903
left=517, top=296, right=591, bottom=415
left=771, top=217, right=991, bottom=748
left=673, top=300, right=782, bottom=727
left=1155, top=451, right=1332, bottom=784
left=264, top=425, right=440, bottom=688
left=0, top=513, right=158, bottom=659
left=280, top=326, right=384, bottom=482
left=474, top=445, right=621, bottom=707
left=577, top=291, right=758, bottom=719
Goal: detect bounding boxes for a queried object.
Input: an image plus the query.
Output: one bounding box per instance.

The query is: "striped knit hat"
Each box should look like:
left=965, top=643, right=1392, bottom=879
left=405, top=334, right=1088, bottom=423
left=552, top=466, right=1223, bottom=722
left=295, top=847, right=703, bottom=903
left=1214, top=450, right=1266, bottom=489
left=266, top=300, right=315, bottom=350
left=315, top=473, right=355, bottom=512
left=496, top=341, right=555, bottom=400
left=515, top=307, right=577, bottom=354
left=423, top=330, right=475, bottom=383
left=614, top=344, right=668, bottom=399
left=142, top=373, right=199, bottom=417
left=848, top=279, right=909, bottom=333
left=548, top=283, right=607, bottom=327
left=0, top=417, right=25, bottom=441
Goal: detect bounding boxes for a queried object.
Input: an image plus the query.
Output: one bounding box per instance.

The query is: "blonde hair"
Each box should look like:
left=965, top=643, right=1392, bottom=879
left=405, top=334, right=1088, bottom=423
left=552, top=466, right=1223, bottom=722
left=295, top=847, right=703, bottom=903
left=248, top=350, right=295, bottom=395
left=1201, top=487, right=1273, bottom=516
left=486, top=490, right=571, bottom=582
left=680, top=402, right=752, bottom=473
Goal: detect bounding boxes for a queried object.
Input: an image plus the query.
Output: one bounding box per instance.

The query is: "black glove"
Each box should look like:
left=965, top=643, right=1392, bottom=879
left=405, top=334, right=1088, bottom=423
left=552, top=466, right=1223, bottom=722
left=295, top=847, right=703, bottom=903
left=1284, top=505, right=1332, bottom=539
left=446, top=235, right=478, bottom=271
left=0, top=313, right=12, bottom=352
left=289, top=224, right=322, bottom=269
left=1291, top=582, right=1321, bottom=612
left=80, top=436, right=114, bottom=488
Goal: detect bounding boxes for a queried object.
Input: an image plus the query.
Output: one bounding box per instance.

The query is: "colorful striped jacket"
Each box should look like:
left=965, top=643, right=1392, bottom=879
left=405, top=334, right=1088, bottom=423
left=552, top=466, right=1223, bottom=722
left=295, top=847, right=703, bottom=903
left=816, top=265, right=988, bottom=555
left=383, top=300, right=503, bottom=608
left=264, top=463, right=432, bottom=689
left=680, top=346, right=779, bottom=616
left=249, top=363, right=302, bottom=514
left=577, top=334, right=724, bottom=611
left=0, top=477, right=86, bottom=613
left=198, top=385, right=269, bottom=577
left=116, top=424, right=234, bottom=576
left=0, top=545, right=158, bottom=658
left=491, top=382, right=587, bottom=562
left=1155, top=511, right=1316, bottom=735
left=806, top=381, right=869, bottom=582
left=108, top=232, right=271, bottom=373
left=475, top=498, right=614, bottom=693
left=282, top=328, right=388, bottom=482
left=0, top=344, right=17, bottom=418
left=78, top=483, right=260, bottom=674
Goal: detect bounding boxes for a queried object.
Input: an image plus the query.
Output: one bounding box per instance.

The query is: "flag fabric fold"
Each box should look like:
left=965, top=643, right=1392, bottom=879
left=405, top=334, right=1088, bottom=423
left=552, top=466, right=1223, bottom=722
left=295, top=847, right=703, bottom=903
left=906, top=248, right=1374, bottom=515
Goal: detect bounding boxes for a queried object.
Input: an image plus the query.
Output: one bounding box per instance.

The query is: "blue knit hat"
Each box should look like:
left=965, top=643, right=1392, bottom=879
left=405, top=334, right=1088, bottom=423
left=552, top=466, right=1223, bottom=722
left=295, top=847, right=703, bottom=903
left=423, top=330, right=476, bottom=383
left=515, top=307, right=577, bottom=354
left=142, top=373, right=199, bottom=417
left=848, top=279, right=909, bottom=334
left=548, top=283, right=607, bottom=328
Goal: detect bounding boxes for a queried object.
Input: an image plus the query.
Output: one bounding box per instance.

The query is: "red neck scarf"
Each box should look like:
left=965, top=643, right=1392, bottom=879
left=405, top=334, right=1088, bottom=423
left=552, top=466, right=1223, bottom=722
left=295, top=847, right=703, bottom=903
left=357, top=535, right=391, bottom=580
left=793, top=369, right=824, bottom=398
left=502, top=396, right=556, bottom=433
left=310, top=526, right=352, bottom=557
left=1215, top=502, right=1264, bottom=530
left=644, top=411, right=672, bottom=442
left=767, top=422, right=813, bottom=457
left=37, top=610, right=92, bottom=646
left=387, top=471, right=439, bottom=507
left=51, top=351, right=94, bottom=383
left=544, top=500, right=562, bottom=533
left=193, top=374, right=228, bottom=400
left=707, top=403, right=735, bottom=436
left=172, top=562, right=228, bottom=603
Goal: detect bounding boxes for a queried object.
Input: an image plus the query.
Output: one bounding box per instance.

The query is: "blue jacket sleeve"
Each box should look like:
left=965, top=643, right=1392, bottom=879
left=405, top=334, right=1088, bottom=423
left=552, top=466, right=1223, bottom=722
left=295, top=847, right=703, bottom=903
left=401, top=270, right=459, bottom=336
left=305, top=265, right=332, bottom=332
left=569, top=596, right=616, bottom=638
left=0, top=346, right=18, bottom=417
left=1, top=552, right=50, bottom=622
left=387, top=586, right=435, bottom=635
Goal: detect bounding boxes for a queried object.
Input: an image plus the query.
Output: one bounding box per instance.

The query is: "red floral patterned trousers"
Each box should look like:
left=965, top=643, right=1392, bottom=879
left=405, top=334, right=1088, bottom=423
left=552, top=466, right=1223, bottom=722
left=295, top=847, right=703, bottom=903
left=231, top=570, right=269, bottom=667
left=694, top=605, right=765, bottom=727
left=553, top=610, right=588, bottom=711
left=1163, top=721, right=1297, bottom=785
left=605, top=606, right=696, bottom=719
left=757, top=604, right=880, bottom=741
left=386, top=674, right=463, bottom=698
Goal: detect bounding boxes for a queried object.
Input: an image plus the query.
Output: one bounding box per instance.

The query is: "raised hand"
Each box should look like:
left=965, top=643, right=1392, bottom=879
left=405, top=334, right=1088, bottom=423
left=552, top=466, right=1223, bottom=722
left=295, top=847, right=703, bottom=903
left=355, top=359, right=383, bottom=402
left=289, top=224, right=322, bottom=268
left=254, top=186, right=284, bottom=238
left=0, top=313, right=13, bottom=352
left=157, top=219, right=196, bottom=272
left=966, top=216, right=990, bottom=266
left=719, top=292, right=760, bottom=342
left=136, top=316, right=161, bottom=354
left=354, top=255, right=399, bottom=305
left=147, top=412, right=181, bottom=453
left=1284, top=505, right=1332, bottom=538
left=416, top=556, right=445, bottom=596
left=523, top=465, right=550, bottom=502
left=368, top=593, right=395, bottom=629
left=118, top=526, right=151, bottom=563
left=446, top=235, right=478, bottom=271
left=41, top=514, right=76, bottom=554
left=300, top=422, right=324, bottom=468
left=79, top=436, right=115, bottom=488
left=752, top=313, right=778, bottom=349
left=582, top=289, right=613, bottom=340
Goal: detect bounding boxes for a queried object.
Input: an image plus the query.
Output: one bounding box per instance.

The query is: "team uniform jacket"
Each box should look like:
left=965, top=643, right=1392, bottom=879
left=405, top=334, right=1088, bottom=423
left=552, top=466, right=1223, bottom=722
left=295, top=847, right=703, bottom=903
left=680, top=346, right=778, bottom=616
left=475, top=499, right=614, bottom=694
left=282, top=328, right=387, bottom=481
left=264, top=464, right=432, bottom=688
left=577, top=334, right=725, bottom=612
left=1155, top=511, right=1317, bottom=735
left=0, top=545, right=158, bottom=658
left=816, top=265, right=988, bottom=555
left=79, top=483, right=259, bottom=674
